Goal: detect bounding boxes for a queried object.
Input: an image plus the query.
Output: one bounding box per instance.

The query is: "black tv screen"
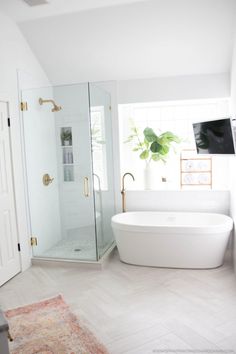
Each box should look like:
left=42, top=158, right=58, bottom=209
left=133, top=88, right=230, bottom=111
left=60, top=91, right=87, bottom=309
left=193, top=118, right=235, bottom=154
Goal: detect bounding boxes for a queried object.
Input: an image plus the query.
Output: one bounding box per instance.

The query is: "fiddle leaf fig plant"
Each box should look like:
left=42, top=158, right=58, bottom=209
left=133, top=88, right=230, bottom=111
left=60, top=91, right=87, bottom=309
left=125, top=125, right=181, bottom=165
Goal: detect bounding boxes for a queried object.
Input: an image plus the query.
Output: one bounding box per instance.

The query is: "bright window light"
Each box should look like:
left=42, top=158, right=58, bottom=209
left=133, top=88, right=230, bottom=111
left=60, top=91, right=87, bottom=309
left=119, top=98, right=230, bottom=190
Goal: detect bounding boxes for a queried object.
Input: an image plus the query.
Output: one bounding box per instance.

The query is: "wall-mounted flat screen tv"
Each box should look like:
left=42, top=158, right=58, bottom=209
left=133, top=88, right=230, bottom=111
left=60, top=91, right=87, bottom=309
left=192, top=118, right=235, bottom=155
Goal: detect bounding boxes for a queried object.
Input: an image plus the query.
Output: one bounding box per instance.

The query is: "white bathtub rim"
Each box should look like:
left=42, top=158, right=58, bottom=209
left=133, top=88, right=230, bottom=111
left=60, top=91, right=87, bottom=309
left=112, top=225, right=231, bottom=234
left=111, top=211, right=233, bottom=234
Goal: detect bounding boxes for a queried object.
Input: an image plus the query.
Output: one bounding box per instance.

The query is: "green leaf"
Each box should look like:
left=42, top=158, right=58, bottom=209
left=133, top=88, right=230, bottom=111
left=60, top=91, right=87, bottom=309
left=131, top=127, right=139, bottom=134
left=160, top=131, right=181, bottom=143
left=150, top=141, right=162, bottom=153
left=151, top=154, right=161, bottom=161
left=143, top=127, right=157, bottom=142
left=143, top=139, right=149, bottom=148
left=124, top=136, right=134, bottom=143
left=158, top=136, right=168, bottom=145
left=159, top=145, right=169, bottom=155
left=139, top=150, right=149, bottom=160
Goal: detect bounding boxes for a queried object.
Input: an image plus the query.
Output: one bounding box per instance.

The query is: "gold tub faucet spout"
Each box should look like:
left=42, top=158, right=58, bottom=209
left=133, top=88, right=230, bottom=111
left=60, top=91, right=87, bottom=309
left=121, top=172, right=135, bottom=213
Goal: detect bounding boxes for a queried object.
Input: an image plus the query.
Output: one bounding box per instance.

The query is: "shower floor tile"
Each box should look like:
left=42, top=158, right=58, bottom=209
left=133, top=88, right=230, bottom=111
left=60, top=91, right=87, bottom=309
left=41, top=226, right=107, bottom=261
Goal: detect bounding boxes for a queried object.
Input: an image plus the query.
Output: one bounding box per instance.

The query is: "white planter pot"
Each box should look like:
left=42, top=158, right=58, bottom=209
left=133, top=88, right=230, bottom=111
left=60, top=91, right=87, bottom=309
left=143, top=164, right=154, bottom=190
left=143, top=163, right=168, bottom=190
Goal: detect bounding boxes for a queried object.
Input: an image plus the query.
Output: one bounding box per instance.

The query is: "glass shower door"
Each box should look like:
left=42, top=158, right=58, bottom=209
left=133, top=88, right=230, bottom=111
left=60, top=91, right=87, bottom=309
left=22, top=83, right=97, bottom=261
left=89, top=83, right=116, bottom=258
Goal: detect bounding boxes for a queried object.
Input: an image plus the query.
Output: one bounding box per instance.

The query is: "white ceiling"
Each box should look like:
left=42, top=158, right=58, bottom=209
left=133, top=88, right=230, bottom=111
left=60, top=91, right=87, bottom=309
left=0, top=0, right=151, bottom=22
left=3, top=0, right=236, bottom=84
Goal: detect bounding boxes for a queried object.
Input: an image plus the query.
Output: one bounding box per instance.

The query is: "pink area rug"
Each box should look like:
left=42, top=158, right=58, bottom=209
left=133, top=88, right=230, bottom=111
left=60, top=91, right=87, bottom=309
left=5, top=295, right=109, bottom=354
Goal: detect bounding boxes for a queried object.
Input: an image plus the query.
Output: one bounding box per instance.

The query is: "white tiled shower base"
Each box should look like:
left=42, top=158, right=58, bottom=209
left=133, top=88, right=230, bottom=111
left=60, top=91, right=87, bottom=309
left=40, top=226, right=110, bottom=261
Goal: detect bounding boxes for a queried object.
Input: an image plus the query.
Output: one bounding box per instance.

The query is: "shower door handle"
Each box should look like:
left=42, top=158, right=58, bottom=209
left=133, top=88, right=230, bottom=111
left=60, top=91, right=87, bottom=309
left=84, top=177, right=90, bottom=197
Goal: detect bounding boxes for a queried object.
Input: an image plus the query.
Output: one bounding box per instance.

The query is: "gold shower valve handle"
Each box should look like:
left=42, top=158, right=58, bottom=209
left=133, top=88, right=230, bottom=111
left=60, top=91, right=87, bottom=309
left=84, top=177, right=90, bottom=197
left=43, top=174, right=54, bottom=186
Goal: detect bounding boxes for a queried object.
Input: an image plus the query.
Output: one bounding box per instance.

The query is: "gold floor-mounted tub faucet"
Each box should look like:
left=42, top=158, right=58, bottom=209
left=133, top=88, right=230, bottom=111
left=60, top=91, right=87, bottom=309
left=121, top=172, right=135, bottom=213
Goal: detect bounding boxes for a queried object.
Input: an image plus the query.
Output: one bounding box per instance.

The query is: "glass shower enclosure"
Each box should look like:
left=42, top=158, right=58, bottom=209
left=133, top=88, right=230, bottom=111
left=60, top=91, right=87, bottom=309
left=22, top=82, right=115, bottom=261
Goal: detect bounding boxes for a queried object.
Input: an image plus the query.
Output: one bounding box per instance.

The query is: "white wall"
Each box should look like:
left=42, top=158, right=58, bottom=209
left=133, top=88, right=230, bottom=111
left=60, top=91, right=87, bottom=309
left=0, top=11, right=50, bottom=270
left=126, top=190, right=230, bottom=215
left=117, top=73, right=230, bottom=104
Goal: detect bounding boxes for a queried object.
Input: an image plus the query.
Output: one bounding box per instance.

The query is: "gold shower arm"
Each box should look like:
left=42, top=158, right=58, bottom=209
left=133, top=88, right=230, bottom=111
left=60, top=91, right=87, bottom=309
left=39, top=98, right=56, bottom=106
left=39, top=98, right=62, bottom=112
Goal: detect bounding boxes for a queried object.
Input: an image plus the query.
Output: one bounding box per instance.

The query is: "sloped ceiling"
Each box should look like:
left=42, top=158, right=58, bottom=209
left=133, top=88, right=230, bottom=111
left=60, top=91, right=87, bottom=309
left=15, top=0, right=236, bottom=84
left=0, top=0, right=152, bottom=22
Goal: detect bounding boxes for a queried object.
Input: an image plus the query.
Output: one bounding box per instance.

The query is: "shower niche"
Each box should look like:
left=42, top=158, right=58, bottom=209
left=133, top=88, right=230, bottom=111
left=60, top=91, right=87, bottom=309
left=60, top=127, right=74, bottom=182
left=21, top=83, right=116, bottom=262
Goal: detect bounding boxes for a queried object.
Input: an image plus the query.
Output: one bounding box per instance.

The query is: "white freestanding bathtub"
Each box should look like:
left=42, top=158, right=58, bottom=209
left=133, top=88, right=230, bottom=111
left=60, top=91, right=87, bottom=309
left=111, top=212, right=233, bottom=269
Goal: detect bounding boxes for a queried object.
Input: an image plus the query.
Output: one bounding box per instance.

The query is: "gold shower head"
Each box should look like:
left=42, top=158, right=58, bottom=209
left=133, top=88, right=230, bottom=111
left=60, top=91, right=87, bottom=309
left=39, top=97, right=62, bottom=112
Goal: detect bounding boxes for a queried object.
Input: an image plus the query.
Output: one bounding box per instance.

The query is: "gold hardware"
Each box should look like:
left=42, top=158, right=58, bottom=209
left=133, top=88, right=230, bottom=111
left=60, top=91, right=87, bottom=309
left=8, top=330, right=13, bottom=342
left=43, top=173, right=54, bottom=186
left=39, top=97, right=62, bottom=112
left=83, top=177, right=90, bottom=197
left=30, top=237, right=38, bottom=246
left=20, top=102, right=28, bottom=111
left=121, top=172, right=135, bottom=213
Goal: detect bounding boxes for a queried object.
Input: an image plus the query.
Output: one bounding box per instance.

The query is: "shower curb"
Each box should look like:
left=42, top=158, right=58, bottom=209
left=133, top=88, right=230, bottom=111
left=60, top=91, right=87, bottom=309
left=31, top=244, right=116, bottom=270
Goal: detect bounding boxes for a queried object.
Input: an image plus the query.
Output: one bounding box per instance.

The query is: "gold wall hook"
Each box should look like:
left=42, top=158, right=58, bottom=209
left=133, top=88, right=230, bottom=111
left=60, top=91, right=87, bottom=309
left=43, top=174, right=54, bottom=186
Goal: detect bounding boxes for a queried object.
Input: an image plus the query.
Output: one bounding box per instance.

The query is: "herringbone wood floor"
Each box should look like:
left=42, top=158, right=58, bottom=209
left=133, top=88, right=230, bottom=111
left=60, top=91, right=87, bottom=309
left=0, top=249, right=236, bottom=354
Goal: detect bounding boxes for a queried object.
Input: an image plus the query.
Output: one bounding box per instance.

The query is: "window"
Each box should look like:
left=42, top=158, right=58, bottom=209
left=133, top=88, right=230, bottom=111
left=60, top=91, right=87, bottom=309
left=119, top=98, right=230, bottom=190
left=91, top=106, right=108, bottom=190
